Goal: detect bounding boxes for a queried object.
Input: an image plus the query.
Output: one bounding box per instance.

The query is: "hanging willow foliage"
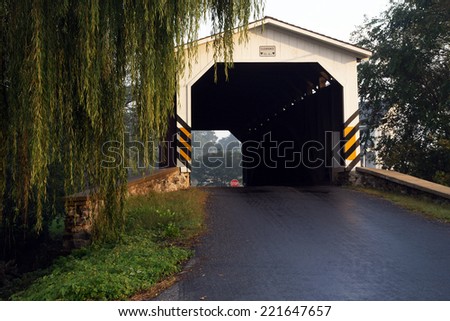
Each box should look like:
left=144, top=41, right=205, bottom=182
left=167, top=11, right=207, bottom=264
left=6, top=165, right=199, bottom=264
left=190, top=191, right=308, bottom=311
left=0, top=0, right=263, bottom=247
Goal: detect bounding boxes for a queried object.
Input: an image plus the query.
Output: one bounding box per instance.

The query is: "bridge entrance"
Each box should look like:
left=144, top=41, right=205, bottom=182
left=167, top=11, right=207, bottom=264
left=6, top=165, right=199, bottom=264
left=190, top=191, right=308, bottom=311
left=173, top=17, right=371, bottom=186
left=192, top=63, right=343, bottom=185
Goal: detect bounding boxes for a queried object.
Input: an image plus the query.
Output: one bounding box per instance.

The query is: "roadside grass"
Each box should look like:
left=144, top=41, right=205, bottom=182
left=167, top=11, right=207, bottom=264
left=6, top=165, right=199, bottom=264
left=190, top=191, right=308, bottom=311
left=11, top=188, right=207, bottom=301
left=352, top=187, right=450, bottom=223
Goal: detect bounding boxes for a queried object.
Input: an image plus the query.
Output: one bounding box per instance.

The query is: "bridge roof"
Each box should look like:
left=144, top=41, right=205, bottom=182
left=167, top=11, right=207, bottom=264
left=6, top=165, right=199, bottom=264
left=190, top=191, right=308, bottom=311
left=195, top=16, right=372, bottom=60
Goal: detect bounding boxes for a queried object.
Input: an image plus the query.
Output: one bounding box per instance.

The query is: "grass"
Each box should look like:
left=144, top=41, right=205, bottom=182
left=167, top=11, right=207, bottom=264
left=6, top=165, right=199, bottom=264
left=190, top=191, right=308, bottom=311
left=352, top=186, right=450, bottom=223
left=11, top=188, right=207, bottom=301
left=48, top=217, right=65, bottom=239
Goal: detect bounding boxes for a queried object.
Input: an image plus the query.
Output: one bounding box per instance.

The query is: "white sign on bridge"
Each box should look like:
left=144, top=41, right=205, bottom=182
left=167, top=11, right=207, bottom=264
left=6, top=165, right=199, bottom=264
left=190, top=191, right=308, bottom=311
left=259, top=45, right=276, bottom=57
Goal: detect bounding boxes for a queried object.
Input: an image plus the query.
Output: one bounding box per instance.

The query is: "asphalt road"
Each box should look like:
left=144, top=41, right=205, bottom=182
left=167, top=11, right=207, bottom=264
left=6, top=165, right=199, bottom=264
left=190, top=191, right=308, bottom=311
left=156, top=186, right=450, bottom=300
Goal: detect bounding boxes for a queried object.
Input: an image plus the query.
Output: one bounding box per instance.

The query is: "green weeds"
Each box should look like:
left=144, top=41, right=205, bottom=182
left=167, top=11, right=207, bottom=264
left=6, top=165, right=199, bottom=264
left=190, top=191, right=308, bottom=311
left=11, top=189, right=207, bottom=300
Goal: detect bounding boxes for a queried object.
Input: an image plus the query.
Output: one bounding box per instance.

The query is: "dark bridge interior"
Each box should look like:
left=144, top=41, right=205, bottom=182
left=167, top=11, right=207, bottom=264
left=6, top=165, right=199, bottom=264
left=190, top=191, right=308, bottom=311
left=191, top=63, right=344, bottom=186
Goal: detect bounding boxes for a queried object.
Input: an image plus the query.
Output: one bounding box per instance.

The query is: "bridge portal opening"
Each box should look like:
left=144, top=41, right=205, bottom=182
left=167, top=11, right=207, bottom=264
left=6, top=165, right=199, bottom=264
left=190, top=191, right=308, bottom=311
left=190, top=130, right=243, bottom=187
left=191, top=62, right=344, bottom=186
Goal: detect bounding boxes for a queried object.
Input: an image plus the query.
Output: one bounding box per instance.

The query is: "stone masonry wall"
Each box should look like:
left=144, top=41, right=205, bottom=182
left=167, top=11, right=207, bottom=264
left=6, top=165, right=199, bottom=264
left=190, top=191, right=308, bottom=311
left=345, top=170, right=450, bottom=205
left=127, top=168, right=190, bottom=195
left=64, top=168, right=190, bottom=250
left=63, top=197, right=98, bottom=250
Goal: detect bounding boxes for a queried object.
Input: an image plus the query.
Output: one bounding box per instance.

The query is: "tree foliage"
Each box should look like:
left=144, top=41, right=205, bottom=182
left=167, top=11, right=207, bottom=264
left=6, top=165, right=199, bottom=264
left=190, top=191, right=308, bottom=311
left=191, top=132, right=242, bottom=186
left=0, top=0, right=263, bottom=253
left=354, top=0, right=450, bottom=185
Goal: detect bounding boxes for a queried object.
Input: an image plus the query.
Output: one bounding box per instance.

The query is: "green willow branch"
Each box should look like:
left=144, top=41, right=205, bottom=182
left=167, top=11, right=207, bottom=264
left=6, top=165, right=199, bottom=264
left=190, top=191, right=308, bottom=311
left=0, top=0, right=263, bottom=244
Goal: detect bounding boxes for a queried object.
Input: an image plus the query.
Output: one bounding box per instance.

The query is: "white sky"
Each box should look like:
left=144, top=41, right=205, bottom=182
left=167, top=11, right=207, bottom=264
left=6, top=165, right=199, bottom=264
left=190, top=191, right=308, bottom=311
left=205, top=0, right=392, bottom=139
left=200, top=0, right=390, bottom=42
left=263, top=0, right=390, bottom=42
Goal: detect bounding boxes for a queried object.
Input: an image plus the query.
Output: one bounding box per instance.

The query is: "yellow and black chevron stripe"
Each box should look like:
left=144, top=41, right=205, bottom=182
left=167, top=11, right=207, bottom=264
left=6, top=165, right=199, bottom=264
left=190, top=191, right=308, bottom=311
left=176, top=116, right=192, bottom=171
left=343, top=110, right=360, bottom=171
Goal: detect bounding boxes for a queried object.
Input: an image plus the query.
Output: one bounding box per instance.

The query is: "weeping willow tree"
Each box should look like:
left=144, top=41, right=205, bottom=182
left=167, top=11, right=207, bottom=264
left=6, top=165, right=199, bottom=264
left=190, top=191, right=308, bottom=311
left=0, top=0, right=263, bottom=252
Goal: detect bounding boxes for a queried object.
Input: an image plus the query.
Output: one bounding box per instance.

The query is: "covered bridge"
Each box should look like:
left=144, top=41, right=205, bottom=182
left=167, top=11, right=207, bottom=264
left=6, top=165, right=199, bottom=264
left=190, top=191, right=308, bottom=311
left=170, top=16, right=372, bottom=186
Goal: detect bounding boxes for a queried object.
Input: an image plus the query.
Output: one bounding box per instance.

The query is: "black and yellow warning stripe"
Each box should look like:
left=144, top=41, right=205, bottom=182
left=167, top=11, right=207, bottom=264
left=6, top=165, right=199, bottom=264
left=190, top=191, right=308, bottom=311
left=343, top=110, right=361, bottom=171
left=176, top=116, right=192, bottom=171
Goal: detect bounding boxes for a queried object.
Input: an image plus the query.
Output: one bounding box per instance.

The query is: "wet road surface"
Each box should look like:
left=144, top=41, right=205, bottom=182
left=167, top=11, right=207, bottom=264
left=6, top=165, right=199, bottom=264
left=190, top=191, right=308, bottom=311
left=157, top=186, right=450, bottom=300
